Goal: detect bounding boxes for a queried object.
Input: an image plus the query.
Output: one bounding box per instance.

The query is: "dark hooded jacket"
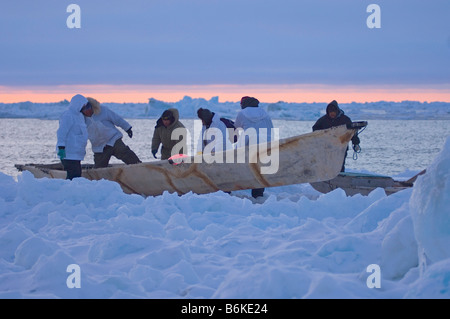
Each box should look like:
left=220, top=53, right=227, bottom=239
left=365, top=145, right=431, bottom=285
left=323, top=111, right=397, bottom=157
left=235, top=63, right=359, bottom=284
left=312, top=100, right=360, bottom=145
left=151, top=108, right=188, bottom=160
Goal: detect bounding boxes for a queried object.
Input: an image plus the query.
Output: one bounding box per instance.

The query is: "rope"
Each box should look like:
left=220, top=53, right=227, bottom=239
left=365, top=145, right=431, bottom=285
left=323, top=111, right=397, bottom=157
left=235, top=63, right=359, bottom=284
left=352, top=124, right=367, bottom=160
left=352, top=143, right=362, bottom=160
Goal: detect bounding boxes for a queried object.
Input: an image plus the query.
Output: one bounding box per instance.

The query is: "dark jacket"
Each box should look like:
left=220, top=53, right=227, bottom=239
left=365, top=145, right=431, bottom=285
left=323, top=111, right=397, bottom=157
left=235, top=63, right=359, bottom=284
left=151, top=108, right=188, bottom=160
left=312, top=104, right=360, bottom=145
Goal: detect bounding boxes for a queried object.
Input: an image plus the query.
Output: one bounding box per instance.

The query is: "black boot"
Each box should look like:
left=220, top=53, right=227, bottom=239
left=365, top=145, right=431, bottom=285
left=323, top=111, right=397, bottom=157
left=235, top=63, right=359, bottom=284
left=251, top=188, right=265, bottom=198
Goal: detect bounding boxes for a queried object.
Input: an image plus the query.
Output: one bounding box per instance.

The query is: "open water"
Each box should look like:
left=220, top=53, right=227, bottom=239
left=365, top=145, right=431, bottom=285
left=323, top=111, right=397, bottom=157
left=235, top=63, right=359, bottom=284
left=1, top=119, right=449, bottom=179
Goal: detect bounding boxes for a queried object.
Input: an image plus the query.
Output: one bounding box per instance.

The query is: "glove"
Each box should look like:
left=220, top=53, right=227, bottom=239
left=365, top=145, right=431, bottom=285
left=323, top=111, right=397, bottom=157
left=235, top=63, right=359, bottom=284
left=126, top=128, right=133, bottom=138
left=57, top=147, right=66, bottom=160
left=352, top=135, right=360, bottom=145
left=151, top=149, right=158, bottom=159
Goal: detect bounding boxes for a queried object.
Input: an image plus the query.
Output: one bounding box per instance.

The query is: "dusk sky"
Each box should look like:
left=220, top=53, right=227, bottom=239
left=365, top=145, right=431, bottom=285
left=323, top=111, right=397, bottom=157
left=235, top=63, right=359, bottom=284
left=0, top=0, right=449, bottom=103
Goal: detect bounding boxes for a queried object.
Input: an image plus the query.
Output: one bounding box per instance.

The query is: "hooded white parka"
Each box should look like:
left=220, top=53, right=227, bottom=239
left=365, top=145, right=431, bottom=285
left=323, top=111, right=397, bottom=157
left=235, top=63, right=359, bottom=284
left=234, top=106, right=274, bottom=148
left=56, top=94, right=89, bottom=161
left=197, top=113, right=233, bottom=152
left=85, top=101, right=132, bottom=153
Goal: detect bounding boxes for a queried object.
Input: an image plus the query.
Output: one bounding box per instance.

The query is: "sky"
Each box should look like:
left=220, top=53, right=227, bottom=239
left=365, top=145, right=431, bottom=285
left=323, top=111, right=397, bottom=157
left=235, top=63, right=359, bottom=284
left=0, top=0, right=449, bottom=103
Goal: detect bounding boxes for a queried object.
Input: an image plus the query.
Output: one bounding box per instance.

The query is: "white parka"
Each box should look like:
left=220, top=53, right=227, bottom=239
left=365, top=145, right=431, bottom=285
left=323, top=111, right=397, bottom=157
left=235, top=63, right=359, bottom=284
left=56, top=94, right=89, bottom=161
left=197, top=113, right=233, bottom=152
left=234, top=106, right=274, bottom=148
left=85, top=104, right=132, bottom=153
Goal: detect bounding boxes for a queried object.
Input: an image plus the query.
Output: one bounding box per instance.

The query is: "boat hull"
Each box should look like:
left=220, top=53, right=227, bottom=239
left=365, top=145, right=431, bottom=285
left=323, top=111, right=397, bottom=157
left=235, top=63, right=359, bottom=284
left=310, top=172, right=414, bottom=196
left=16, top=124, right=358, bottom=196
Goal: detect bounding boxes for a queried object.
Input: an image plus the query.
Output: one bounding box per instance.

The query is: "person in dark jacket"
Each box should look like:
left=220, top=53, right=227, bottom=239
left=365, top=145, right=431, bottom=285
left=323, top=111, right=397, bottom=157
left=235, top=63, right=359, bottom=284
left=151, top=108, right=188, bottom=160
left=312, top=100, right=360, bottom=172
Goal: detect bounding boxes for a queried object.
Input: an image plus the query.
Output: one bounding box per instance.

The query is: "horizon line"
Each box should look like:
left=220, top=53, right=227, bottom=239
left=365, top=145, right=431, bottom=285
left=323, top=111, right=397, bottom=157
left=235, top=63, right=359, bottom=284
left=1, top=84, right=450, bottom=104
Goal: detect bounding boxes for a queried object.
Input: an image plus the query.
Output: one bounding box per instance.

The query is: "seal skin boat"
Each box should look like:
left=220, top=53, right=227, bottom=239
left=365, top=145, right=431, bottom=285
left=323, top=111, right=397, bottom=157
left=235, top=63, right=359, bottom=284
left=15, top=122, right=366, bottom=197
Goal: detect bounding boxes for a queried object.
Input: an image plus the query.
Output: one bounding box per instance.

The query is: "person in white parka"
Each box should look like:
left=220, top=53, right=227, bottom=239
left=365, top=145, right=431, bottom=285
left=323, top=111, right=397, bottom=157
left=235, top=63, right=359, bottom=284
left=84, top=97, right=141, bottom=168
left=56, top=94, right=90, bottom=180
left=234, top=96, right=274, bottom=198
left=196, top=108, right=233, bottom=155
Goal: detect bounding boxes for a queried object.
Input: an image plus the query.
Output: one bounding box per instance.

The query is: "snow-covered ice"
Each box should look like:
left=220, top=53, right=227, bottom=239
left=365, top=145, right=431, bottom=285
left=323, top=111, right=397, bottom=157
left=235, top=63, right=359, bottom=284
left=0, top=135, right=449, bottom=298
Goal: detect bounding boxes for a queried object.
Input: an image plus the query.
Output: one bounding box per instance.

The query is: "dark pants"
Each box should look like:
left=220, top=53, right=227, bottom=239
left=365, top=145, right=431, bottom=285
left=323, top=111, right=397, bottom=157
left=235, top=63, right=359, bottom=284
left=94, top=138, right=141, bottom=168
left=341, top=147, right=349, bottom=172
left=251, top=188, right=265, bottom=198
left=62, top=159, right=82, bottom=180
